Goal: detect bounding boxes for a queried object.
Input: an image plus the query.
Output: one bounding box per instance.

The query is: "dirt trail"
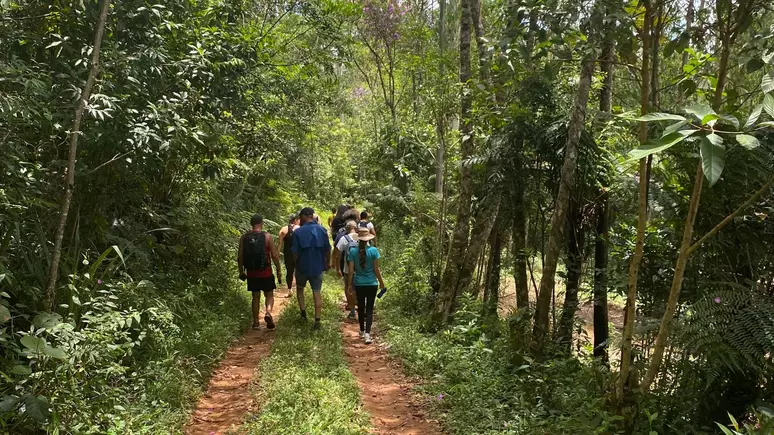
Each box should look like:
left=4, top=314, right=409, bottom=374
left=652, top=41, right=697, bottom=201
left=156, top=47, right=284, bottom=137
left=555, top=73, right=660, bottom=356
left=342, top=318, right=443, bottom=435
left=185, top=295, right=289, bottom=435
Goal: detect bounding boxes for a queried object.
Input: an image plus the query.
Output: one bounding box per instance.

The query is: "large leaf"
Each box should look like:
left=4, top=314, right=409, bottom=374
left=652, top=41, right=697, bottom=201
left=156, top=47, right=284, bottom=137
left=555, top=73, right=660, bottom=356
left=736, top=134, right=760, bottom=150
left=700, top=134, right=725, bottom=187
left=764, top=94, right=774, bottom=119
left=20, top=335, right=46, bottom=352
left=717, top=114, right=739, bottom=129
left=33, top=312, right=62, bottom=329
left=43, top=345, right=67, bottom=360
left=0, top=305, right=9, bottom=324
left=684, top=103, right=716, bottom=122
left=744, top=104, right=762, bottom=129
left=662, top=120, right=688, bottom=137
left=10, top=365, right=31, bottom=375
left=633, top=112, right=687, bottom=122
left=762, top=72, right=774, bottom=94
left=0, top=396, right=19, bottom=412
left=627, top=129, right=698, bottom=161
left=22, top=395, right=50, bottom=423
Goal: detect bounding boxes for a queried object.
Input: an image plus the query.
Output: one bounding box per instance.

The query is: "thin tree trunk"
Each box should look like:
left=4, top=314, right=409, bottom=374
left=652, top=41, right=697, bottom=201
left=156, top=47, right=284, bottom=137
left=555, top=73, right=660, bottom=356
left=470, top=0, right=489, bottom=83
left=531, top=55, right=596, bottom=354
left=617, top=0, right=651, bottom=399
left=437, top=0, right=473, bottom=324
left=593, top=191, right=610, bottom=362
left=594, top=30, right=614, bottom=364
left=513, top=168, right=530, bottom=309
left=556, top=200, right=585, bottom=352
left=435, top=0, right=446, bottom=196
left=484, top=227, right=502, bottom=316
left=454, top=198, right=501, bottom=308
left=44, top=0, right=112, bottom=310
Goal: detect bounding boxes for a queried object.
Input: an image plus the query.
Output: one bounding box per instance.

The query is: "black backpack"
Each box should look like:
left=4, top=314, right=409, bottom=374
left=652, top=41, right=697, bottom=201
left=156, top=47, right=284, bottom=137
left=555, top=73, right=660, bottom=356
left=358, top=221, right=369, bottom=229
left=243, top=231, right=267, bottom=270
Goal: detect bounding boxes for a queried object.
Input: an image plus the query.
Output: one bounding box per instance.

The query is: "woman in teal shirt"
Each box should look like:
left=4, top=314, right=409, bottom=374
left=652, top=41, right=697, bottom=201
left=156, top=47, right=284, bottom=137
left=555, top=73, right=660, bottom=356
left=347, top=228, right=385, bottom=344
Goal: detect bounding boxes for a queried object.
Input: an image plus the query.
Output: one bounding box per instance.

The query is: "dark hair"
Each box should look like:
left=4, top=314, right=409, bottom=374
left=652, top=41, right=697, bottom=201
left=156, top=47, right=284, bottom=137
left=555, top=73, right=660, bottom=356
left=358, top=240, right=368, bottom=269
left=299, top=207, right=315, bottom=216
left=288, top=214, right=298, bottom=224
left=360, top=211, right=368, bottom=219
left=331, top=207, right=337, bottom=213
left=250, top=214, right=263, bottom=226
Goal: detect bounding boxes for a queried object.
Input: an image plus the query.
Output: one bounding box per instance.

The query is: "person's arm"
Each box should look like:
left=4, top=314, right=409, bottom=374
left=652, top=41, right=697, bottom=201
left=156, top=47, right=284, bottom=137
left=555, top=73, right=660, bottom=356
left=292, top=231, right=299, bottom=261
left=348, top=259, right=355, bottom=289
left=332, top=245, right=341, bottom=277
left=373, top=258, right=385, bottom=289
left=323, top=232, right=331, bottom=271
left=369, top=222, right=376, bottom=237
left=277, top=227, right=286, bottom=255
left=267, top=234, right=282, bottom=283
left=237, top=235, right=245, bottom=276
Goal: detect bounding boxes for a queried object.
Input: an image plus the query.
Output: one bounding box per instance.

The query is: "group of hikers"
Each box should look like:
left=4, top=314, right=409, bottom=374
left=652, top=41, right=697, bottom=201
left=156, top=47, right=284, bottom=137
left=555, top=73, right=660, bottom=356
left=237, top=205, right=384, bottom=344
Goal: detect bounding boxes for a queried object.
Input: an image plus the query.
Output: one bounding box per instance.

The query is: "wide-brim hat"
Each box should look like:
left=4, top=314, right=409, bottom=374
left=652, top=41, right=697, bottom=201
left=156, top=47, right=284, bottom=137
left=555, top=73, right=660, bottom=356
left=355, top=228, right=375, bottom=242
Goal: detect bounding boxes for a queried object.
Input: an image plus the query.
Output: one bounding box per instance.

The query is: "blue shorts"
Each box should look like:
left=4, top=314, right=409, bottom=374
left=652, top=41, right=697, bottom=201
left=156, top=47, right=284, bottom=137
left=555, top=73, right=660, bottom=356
left=295, top=271, right=323, bottom=293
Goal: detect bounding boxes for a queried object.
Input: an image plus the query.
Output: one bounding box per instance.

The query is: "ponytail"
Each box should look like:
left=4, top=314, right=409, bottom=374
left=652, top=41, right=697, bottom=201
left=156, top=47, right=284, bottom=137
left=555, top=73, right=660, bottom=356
left=359, top=240, right=367, bottom=269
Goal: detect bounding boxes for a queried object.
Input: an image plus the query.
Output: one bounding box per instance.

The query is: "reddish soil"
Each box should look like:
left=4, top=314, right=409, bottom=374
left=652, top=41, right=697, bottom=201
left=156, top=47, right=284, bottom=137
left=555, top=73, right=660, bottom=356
left=342, top=318, right=443, bottom=435
left=184, top=296, right=289, bottom=435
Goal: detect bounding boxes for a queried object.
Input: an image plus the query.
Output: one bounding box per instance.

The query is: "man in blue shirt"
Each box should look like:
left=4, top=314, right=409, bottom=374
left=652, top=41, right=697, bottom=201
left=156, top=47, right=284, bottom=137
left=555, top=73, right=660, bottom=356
left=292, top=207, right=331, bottom=329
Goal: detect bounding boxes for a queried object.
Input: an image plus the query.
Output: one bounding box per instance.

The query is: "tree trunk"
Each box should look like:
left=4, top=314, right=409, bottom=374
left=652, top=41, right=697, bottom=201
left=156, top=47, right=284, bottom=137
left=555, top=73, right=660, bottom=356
left=594, top=29, right=614, bottom=364
left=453, top=197, right=501, bottom=312
left=470, top=0, right=489, bottom=84
left=513, top=167, right=530, bottom=309
left=531, top=55, right=596, bottom=354
left=616, top=0, right=650, bottom=399
left=556, top=199, right=586, bottom=352
left=593, top=191, right=610, bottom=362
left=44, top=0, right=112, bottom=310
left=436, top=0, right=473, bottom=325
left=484, top=227, right=502, bottom=316
left=435, top=0, right=446, bottom=196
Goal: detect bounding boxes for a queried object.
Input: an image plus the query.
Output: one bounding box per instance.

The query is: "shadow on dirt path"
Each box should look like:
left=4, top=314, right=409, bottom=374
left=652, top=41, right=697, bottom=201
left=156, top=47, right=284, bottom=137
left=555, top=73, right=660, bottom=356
left=341, top=317, right=443, bottom=435
left=184, top=294, right=290, bottom=435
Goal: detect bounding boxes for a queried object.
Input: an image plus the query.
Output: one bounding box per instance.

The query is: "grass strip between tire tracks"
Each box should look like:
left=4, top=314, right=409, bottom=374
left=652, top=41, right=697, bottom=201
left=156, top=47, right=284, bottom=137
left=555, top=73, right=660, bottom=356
left=240, top=279, right=371, bottom=434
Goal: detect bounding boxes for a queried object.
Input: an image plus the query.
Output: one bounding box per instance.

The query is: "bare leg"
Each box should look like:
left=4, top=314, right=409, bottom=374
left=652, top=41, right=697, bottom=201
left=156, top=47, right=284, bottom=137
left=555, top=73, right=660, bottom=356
left=265, top=291, right=274, bottom=315
left=251, top=292, right=261, bottom=325
left=297, top=287, right=306, bottom=312
left=313, top=292, right=322, bottom=320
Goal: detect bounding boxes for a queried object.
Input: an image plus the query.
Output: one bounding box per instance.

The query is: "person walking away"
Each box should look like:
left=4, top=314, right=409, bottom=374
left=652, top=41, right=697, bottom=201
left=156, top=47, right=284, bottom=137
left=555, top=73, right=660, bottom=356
left=277, top=214, right=300, bottom=298
left=238, top=214, right=281, bottom=330
left=358, top=211, right=376, bottom=238
left=348, top=228, right=384, bottom=344
left=334, top=221, right=359, bottom=319
left=330, top=204, right=350, bottom=243
left=292, top=207, right=331, bottom=330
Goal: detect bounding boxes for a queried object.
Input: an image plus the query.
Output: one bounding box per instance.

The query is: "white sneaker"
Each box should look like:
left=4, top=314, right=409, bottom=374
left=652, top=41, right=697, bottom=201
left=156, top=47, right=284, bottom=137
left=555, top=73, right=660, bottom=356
left=359, top=330, right=365, bottom=339
left=364, top=333, right=372, bottom=344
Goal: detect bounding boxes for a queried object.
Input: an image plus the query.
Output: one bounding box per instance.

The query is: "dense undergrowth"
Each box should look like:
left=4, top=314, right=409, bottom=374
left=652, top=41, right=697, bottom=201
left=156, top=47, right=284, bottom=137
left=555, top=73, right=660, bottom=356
left=242, top=280, right=371, bottom=434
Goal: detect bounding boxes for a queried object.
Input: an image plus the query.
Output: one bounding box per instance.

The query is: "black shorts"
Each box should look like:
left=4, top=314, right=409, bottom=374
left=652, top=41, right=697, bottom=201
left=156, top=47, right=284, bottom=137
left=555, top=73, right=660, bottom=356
left=247, top=276, right=276, bottom=293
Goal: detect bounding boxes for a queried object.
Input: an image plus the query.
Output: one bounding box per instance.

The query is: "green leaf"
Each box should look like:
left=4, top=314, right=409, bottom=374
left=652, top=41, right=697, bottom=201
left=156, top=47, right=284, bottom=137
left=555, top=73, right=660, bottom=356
left=715, top=423, right=737, bottom=435
left=729, top=412, right=740, bottom=430
left=735, top=134, right=760, bottom=150
left=762, top=72, right=774, bottom=94
left=764, top=51, right=774, bottom=64
left=627, top=130, right=698, bottom=161
left=112, top=245, right=126, bottom=269
left=764, top=94, right=774, bottom=119
left=633, top=112, right=687, bottom=122
left=746, top=58, right=765, bottom=73
left=717, top=114, right=739, bottom=129
left=0, top=396, right=19, bottom=412
left=662, top=121, right=687, bottom=137
left=700, top=134, right=725, bottom=187
left=744, top=104, right=762, bottom=129
left=10, top=365, right=31, bottom=375
left=33, top=312, right=62, bottom=329
left=0, top=305, right=10, bottom=324
left=22, top=395, right=50, bottom=423
left=760, top=121, right=774, bottom=128
left=43, top=345, right=67, bottom=360
left=684, top=103, right=716, bottom=122
left=20, top=335, right=46, bottom=352
left=702, top=114, right=720, bottom=126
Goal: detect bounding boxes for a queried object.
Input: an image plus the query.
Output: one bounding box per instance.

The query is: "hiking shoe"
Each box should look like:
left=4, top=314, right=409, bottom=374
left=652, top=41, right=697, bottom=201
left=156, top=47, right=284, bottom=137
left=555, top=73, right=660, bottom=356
left=264, top=314, right=275, bottom=330
left=300, top=310, right=307, bottom=320
left=347, top=310, right=356, bottom=320
left=313, top=320, right=321, bottom=330
left=252, top=322, right=260, bottom=330
left=359, top=330, right=365, bottom=339
left=364, top=333, right=372, bottom=344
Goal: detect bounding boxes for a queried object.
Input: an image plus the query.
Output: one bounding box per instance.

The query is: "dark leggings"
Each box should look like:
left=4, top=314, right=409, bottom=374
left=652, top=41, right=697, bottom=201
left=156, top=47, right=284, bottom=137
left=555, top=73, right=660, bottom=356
left=284, top=260, right=295, bottom=287
left=355, top=285, right=378, bottom=333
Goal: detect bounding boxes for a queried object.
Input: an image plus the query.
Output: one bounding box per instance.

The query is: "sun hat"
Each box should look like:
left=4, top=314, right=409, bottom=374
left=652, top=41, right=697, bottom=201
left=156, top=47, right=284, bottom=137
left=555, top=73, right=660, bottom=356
left=356, top=227, right=375, bottom=242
